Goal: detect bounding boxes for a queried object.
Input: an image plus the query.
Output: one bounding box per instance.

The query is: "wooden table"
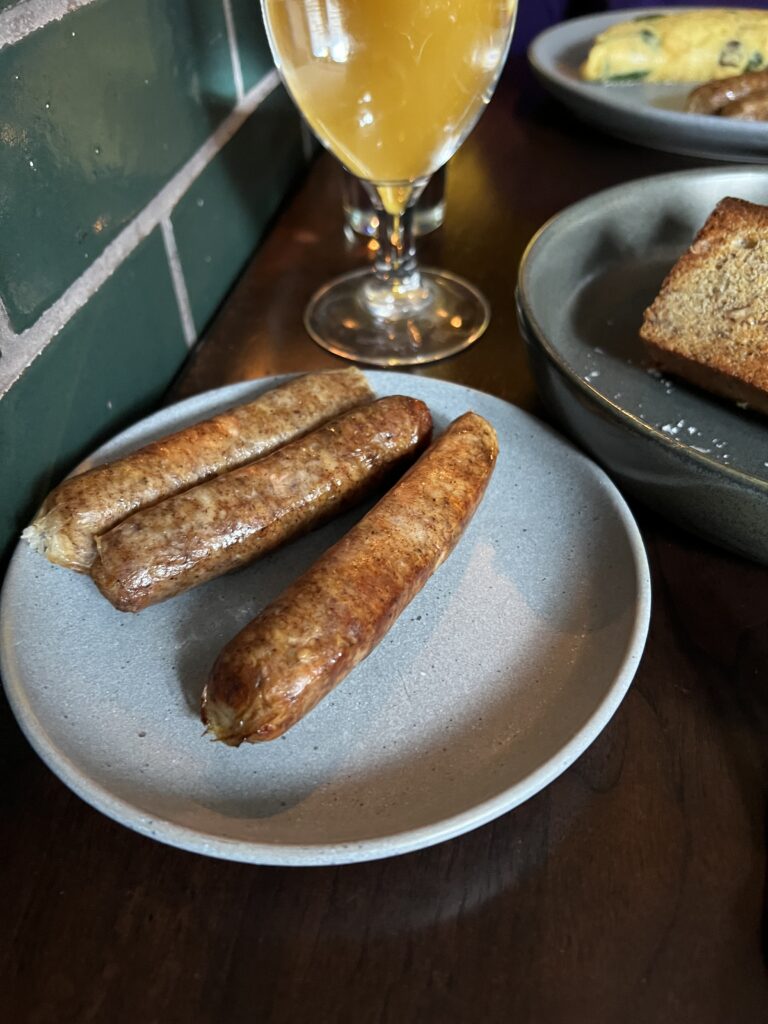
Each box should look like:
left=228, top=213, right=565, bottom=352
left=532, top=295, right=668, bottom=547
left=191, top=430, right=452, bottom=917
left=4, top=62, right=768, bottom=1024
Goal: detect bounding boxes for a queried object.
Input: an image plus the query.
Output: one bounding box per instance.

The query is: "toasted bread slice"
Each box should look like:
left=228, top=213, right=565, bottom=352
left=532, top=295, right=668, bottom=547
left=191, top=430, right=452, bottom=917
left=640, top=196, right=768, bottom=415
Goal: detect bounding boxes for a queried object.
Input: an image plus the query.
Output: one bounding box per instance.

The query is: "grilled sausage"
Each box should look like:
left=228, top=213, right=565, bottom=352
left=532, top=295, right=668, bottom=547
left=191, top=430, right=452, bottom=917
left=91, top=396, right=432, bottom=612
left=201, top=411, right=498, bottom=746
left=23, top=369, right=372, bottom=572
left=721, top=87, right=768, bottom=119
left=686, top=68, right=768, bottom=114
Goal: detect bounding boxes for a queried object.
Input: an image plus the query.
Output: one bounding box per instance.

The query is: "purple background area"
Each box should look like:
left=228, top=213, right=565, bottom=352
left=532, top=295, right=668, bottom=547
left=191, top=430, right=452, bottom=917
left=513, top=0, right=768, bottom=54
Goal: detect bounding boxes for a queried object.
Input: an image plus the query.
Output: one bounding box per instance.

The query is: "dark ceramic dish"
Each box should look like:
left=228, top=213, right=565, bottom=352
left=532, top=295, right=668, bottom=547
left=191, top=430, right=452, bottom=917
left=517, top=166, right=768, bottom=565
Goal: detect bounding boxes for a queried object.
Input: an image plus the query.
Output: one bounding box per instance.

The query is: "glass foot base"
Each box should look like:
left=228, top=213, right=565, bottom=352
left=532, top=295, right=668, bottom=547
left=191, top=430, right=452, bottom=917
left=304, top=268, right=490, bottom=367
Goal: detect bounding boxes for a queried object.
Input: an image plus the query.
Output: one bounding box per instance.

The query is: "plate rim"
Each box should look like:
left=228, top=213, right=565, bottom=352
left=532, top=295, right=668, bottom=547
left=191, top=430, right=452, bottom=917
left=528, top=7, right=768, bottom=150
left=1, top=373, right=652, bottom=865
left=517, top=166, right=768, bottom=498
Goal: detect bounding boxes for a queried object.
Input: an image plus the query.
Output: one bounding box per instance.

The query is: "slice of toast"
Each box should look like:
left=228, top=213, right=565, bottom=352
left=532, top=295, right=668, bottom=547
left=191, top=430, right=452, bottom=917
left=640, top=196, right=768, bottom=415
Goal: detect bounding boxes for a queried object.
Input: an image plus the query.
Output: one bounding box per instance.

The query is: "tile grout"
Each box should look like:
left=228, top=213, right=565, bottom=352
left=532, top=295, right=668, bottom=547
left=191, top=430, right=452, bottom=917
left=221, top=0, right=245, bottom=105
left=0, top=296, right=13, bottom=335
left=0, top=0, right=98, bottom=50
left=0, top=298, right=14, bottom=365
left=160, top=218, right=198, bottom=349
left=0, top=68, right=280, bottom=399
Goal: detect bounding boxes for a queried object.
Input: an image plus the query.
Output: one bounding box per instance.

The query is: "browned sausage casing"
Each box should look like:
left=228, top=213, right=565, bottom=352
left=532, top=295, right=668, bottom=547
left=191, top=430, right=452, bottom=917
left=686, top=69, right=768, bottom=114
left=721, top=87, right=768, bottom=120
left=91, top=396, right=432, bottom=612
left=23, top=368, right=372, bottom=572
left=201, top=411, right=499, bottom=746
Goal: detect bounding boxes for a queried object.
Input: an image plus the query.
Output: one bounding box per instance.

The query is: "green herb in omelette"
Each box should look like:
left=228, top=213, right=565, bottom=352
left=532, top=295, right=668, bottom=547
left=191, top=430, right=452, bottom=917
left=606, top=70, right=650, bottom=83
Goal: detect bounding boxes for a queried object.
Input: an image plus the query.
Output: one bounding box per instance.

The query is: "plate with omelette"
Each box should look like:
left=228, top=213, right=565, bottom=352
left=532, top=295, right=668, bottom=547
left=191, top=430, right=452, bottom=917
left=529, top=8, right=768, bottom=162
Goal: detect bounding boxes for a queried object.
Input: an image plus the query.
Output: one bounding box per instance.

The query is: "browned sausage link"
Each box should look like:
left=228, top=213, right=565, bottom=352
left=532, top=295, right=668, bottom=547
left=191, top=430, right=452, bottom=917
left=201, top=411, right=499, bottom=746
left=23, top=368, right=372, bottom=572
left=721, top=88, right=768, bottom=120
left=686, top=69, right=768, bottom=114
left=90, top=396, right=432, bottom=612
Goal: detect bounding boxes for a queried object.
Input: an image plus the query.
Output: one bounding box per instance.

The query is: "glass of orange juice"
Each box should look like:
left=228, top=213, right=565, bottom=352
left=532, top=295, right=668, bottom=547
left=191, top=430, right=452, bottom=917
left=262, top=0, right=518, bottom=366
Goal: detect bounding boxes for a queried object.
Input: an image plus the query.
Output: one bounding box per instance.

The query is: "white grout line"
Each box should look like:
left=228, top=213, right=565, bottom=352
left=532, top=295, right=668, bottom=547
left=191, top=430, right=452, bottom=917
left=160, top=218, right=198, bottom=349
left=0, top=298, right=14, bottom=363
left=221, top=0, right=245, bottom=105
left=0, top=296, right=12, bottom=334
left=0, top=0, right=98, bottom=50
left=0, top=68, right=280, bottom=399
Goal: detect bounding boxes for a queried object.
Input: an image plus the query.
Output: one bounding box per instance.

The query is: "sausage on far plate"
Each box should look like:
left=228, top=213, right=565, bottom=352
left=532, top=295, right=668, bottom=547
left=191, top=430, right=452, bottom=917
left=686, top=68, right=768, bottom=114
left=721, top=87, right=768, bottom=119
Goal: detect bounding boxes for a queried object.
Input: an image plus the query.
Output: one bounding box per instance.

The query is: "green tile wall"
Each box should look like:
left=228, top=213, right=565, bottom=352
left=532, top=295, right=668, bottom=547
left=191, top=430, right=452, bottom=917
left=171, top=85, right=304, bottom=333
left=231, top=0, right=275, bottom=92
left=0, top=0, right=235, bottom=331
left=0, top=229, right=187, bottom=565
left=0, top=0, right=306, bottom=574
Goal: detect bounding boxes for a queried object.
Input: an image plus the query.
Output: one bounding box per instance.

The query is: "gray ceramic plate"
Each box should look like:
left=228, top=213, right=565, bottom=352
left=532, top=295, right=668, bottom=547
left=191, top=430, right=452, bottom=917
left=0, top=373, right=650, bottom=865
left=529, top=8, right=768, bottom=162
left=518, top=166, right=768, bottom=565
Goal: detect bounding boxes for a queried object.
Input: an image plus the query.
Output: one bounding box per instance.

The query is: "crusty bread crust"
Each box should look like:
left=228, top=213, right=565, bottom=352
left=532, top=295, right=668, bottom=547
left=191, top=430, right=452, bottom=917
left=643, top=337, right=768, bottom=416
left=640, top=197, right=768, bottom=412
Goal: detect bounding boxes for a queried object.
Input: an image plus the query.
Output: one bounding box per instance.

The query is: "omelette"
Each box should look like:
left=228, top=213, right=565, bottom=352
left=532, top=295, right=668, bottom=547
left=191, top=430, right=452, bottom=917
left=581, top=9, right=768, bottom=83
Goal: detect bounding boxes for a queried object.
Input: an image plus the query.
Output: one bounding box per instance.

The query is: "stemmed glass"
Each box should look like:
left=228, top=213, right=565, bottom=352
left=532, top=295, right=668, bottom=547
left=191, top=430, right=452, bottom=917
left=261, top=0, right=518, bottom=366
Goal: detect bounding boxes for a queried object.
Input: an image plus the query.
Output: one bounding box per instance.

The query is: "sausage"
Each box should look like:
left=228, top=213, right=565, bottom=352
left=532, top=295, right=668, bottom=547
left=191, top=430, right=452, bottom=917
left=23, top=368, right=372, bottom=572
left=686, top=69, right=768, bottom=114
left=721, top=88, right=768, bottom=120
left=90, top=396, right=432, bottom=612
left=201, top=411, right=498, bottom=746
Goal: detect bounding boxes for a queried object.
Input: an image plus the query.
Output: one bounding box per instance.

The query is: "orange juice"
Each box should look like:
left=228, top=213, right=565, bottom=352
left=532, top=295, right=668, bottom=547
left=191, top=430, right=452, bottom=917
left=263, top=0, right=516, bottom=186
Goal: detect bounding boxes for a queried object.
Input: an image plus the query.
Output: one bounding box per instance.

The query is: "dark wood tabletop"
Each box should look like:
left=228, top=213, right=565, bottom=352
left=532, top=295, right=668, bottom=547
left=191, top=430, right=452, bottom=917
left=4, top=61, right=768, bottom=1024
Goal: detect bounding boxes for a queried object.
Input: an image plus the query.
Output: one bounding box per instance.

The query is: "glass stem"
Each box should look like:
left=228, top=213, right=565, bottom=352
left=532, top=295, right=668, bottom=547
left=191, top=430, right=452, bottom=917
left=362, top=181, right=431, bottom=320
